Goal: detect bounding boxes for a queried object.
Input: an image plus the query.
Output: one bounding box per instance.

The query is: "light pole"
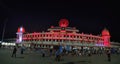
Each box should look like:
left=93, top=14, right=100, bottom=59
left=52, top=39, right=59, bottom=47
left=0, top=18, right=8, bottom=48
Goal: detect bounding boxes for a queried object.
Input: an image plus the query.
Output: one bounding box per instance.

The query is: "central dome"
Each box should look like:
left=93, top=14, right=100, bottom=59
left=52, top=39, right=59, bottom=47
left=59, top=19, right=69, bottom=28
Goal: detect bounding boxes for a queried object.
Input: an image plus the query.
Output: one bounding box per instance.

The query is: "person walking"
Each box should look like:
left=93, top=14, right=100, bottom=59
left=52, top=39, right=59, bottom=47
left=11, top=46, right=17, bottom=57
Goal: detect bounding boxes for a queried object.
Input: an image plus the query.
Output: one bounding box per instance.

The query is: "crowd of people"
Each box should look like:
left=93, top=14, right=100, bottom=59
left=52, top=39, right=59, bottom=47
left=1, top=45, right=120, bottom=62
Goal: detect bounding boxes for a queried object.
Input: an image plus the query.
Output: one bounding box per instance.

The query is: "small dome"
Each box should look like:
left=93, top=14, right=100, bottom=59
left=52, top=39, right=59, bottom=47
left=102, top=28, right=110, bottom=36
left=17, top=26, right=25, bottom=33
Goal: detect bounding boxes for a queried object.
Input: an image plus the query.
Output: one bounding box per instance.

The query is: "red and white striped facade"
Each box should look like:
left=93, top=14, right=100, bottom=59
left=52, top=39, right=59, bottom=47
left=17, top=19, right=111, bottom=48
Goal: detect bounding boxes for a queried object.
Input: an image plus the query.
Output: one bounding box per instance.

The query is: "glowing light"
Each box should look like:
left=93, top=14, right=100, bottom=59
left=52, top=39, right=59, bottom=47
left=17, top=26, right=25, bottom=33
left=95, top=43, right=104, bottom=46
left=2, top=42, right=16, bottom=46
left=19, top=36, right=22, bottom=42
left=20, top=27, right=23, bottom=32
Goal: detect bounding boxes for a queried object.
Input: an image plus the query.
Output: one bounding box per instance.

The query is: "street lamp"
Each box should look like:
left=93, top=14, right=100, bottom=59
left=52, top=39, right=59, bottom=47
left=0, top=18, right=8, bottom=48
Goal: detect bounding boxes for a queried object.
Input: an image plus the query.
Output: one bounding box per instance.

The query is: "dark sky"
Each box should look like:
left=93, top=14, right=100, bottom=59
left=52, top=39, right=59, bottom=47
left=0, top=0, right=120, bottom=42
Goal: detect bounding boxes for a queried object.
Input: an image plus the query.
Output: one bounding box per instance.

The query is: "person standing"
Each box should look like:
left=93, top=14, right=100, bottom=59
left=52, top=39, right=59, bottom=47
left=11, top=46, right=17, bottom=57
left=107, top=49, right=111, bottom=62
left=42, top=49, right=45, bottom=57
left=55, top=45, right=63, bottom=61
left=21, top=46, right=24, bottom=54
left=88, top=50, right=91, bottom=56
left=55, top=49, right=61, bottom=61
left=49, top=49, right=52, bottom=57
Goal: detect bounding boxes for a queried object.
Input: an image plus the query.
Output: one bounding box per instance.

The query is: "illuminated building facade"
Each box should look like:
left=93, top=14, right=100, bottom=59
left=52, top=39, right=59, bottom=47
left=17, top=19, right=111, bottom=48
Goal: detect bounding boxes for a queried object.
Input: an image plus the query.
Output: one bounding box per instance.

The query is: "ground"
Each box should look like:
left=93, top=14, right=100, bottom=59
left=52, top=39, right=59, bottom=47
left=0, top=48, right=120, bottom=64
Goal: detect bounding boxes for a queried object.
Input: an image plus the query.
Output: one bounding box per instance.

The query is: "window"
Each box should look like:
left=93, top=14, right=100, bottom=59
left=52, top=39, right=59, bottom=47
left=46, top=34, right=48, bottom=37
left=67, top=35, right=69, bottom=37
left=53, top=39, right=55, bottom=42
left=49, top=39, right=51, bottom=41
left=73, top=35, right=75, bottom=38
left=60, top=40, right=62, bottom=42
left=63, top=35, right=65, bottom=37
left=43, top=39, right=45, bottom=41
left=50, top=34, right=51, bottom=37
left=35, top=35, right=37, bottom=37
left=56, top=39, right=59, bottom=42
left=80, top=36, right=82, bottom=39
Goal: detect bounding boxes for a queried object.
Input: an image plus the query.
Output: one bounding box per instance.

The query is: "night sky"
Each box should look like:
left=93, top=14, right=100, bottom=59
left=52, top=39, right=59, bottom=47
left=0, top=0, right=120, bottom=42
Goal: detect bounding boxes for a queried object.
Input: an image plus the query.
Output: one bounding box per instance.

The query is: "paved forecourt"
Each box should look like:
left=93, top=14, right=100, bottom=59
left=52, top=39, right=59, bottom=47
left=0, top=48, right=120, bottom=64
